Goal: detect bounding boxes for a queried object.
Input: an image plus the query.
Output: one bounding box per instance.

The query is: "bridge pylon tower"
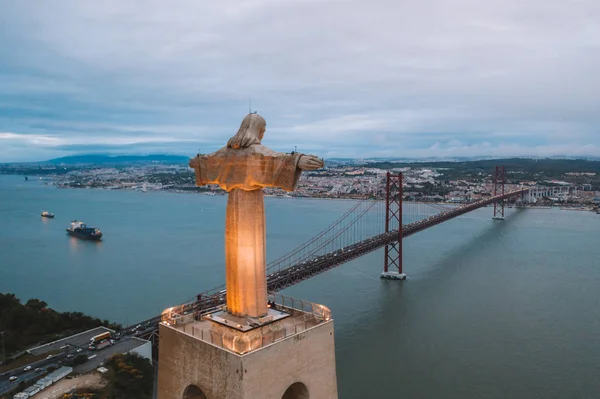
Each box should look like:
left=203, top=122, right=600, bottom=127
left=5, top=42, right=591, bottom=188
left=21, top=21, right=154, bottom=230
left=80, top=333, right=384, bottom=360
left=493, top=165, right=506, bottom=220
left=381, top=172, right=407, bottom=280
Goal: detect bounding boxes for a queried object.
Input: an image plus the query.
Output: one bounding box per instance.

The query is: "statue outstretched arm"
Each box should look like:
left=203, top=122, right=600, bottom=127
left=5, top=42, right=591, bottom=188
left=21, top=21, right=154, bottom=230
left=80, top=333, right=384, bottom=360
left=298, top=154, right=324, bottom=171
left=189, top=153, right=225, bottom=187
left=189, top=155, right=211, bottom=187
left=189, top=155, right=199, bottom=169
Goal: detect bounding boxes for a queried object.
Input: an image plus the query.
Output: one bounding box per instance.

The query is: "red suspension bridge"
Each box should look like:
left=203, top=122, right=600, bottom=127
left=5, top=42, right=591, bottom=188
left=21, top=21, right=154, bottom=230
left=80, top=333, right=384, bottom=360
left=134, top=166, right=529, bottom=340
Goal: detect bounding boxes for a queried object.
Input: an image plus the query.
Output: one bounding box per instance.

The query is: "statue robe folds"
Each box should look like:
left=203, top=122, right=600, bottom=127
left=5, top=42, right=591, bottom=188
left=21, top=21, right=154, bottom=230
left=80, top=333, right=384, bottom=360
left=190, top=145, right=302, bottom=318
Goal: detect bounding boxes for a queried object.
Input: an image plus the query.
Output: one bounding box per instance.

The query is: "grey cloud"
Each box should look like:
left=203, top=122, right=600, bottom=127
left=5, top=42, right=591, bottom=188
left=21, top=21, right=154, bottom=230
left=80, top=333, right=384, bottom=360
left=1, top=0, right=599, bottom=162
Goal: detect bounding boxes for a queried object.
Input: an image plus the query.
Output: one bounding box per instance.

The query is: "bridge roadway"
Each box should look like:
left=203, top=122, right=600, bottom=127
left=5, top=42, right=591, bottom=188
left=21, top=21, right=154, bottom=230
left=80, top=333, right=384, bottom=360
left=134, top=188, right=529, bottom=339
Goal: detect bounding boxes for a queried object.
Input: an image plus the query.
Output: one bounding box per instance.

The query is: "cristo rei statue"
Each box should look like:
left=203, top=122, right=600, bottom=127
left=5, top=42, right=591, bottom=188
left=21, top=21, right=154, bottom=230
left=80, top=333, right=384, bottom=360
left=189, top=113, right=324, bottom=319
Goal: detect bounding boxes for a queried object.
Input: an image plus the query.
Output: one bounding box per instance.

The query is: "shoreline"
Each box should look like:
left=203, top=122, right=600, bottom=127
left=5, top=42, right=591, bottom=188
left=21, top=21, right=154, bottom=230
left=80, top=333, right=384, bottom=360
left=46, top=186, right=597, bottom=209
left=4, top=175, right=598, bottom=210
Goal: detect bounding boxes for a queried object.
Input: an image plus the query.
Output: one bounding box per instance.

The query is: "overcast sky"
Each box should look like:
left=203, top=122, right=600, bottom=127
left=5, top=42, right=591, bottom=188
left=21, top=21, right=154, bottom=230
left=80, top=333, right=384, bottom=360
left=1, top=0, right=599, bottom=162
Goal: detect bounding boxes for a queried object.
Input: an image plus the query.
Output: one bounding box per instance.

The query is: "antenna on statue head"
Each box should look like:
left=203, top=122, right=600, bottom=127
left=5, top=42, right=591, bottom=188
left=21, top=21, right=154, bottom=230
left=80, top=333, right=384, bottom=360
left=248, top=98, right=257, bottom=114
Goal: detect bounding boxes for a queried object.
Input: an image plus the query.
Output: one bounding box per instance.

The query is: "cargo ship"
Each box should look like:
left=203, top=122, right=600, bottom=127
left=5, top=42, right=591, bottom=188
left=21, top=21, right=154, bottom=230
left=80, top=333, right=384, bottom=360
left=41, top=211, right=54, bottom=218
left=66, top=220, right=103, bottom=240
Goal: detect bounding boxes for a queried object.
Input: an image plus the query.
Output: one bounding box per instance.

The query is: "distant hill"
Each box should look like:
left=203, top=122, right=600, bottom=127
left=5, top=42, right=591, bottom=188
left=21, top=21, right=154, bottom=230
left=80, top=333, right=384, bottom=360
left=43, top=154, right=189, bottom=165
left=359, top=155, right=600, bottom=163
left=365, top=157, right=600, bottom=170
left=365, top=157, right=600, bottom=183
left=16, top=153, right=600, bottom=166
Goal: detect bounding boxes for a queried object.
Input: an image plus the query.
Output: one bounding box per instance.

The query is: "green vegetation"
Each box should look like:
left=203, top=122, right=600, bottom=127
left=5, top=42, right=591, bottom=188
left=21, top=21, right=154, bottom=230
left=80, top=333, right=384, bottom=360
left=0, top=293, right=121, bottom=360
left=64, top=393, right=102, bottom=399
left=103, top=353, right=154, bottom=399
left=47, top=353, right=154, bottom=399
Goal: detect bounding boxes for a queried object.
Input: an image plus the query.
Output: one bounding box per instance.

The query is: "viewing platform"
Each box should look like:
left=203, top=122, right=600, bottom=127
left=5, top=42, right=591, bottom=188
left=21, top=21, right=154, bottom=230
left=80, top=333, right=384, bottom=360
left=160, top=293, right=332, bottom=355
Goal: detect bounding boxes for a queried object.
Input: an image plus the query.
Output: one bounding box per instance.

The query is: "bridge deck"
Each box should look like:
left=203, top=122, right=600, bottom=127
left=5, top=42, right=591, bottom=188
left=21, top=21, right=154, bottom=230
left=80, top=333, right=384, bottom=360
left=267, top=188, right=528, bottom=290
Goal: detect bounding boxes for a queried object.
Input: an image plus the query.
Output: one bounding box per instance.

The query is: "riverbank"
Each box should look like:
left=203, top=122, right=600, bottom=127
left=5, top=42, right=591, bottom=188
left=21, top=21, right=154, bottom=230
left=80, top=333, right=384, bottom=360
left=7, top=171, right=600, bottom=208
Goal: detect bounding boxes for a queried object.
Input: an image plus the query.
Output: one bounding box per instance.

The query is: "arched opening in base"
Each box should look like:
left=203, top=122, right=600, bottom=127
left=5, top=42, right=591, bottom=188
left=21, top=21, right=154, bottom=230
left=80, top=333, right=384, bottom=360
left=282, top=382, right=309, bottom=399
left=183, top=384, right=207, bottom=399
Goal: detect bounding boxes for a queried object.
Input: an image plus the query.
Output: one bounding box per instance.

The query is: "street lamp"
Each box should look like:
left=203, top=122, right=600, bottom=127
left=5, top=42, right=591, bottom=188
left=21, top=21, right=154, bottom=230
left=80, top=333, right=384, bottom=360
left=0, top=331, right=5, bottom=362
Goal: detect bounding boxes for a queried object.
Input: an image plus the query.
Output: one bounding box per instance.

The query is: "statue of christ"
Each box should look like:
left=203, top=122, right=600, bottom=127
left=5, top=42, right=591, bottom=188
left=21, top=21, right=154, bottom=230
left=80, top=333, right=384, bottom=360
left=189, top=113, right=324, bottom=318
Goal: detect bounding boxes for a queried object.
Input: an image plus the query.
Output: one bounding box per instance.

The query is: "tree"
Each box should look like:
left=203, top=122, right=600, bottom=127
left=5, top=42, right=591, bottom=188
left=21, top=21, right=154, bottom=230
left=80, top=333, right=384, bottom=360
left=25, top=299, right=48, bottom=311
left=105, top=353, right=153, bottom=399
left=0, top=293, right=121, bottom=358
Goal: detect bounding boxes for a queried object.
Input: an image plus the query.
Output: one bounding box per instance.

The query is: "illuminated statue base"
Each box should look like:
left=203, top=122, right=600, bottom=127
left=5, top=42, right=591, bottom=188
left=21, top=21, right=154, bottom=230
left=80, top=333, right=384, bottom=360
left=208, top=308, right=291, bottom=333
left=157, top=298, right=338, bottom=399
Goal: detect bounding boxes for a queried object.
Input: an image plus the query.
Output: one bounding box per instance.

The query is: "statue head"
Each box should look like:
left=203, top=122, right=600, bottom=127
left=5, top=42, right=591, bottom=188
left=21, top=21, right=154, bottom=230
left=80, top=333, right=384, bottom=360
left=227, top=113, right=267, bottom=149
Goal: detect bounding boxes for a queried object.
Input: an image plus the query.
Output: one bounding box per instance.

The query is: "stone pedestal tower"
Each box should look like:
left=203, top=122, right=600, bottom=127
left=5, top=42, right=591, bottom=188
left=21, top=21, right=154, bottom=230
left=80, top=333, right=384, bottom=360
left=157, top=296, right=338, bottom=399
left=157, top=114, right=338, bottom=398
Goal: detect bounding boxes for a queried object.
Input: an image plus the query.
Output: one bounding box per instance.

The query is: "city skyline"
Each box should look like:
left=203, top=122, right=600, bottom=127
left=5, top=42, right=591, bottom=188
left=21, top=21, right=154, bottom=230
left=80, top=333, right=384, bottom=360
left=1, top=0, right=599, bottom=162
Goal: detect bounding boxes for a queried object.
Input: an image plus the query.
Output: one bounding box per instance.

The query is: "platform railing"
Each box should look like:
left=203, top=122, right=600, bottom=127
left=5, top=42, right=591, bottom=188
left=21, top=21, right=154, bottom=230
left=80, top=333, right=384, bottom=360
left=267, top=292, right=332, bottom=323
left=162, top=294, right=332, bottom=355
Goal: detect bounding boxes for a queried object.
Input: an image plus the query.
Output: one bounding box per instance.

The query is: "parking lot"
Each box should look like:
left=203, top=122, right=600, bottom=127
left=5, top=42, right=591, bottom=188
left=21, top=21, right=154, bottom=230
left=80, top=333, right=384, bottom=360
left=30, top=373, right=106, bottom=399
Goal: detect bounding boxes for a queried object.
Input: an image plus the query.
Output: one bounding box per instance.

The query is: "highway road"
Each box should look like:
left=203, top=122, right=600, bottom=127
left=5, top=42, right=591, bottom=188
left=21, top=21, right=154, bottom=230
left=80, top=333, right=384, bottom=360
left=0, top=362, right=58, bottom=397
left=74, top=336, right=147, bottom=374
left=0, top=335, right=147, bottom=397
left=0, top=353, right=66, bottom=379
left=0, top=326, right=141, bottom=397
left=29, top=326, right=113, bottom=356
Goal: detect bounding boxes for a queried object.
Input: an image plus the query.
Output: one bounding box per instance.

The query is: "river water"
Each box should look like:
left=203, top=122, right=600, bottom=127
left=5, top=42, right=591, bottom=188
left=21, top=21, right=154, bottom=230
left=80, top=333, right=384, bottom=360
left=1, top=174, right=599, bottom=398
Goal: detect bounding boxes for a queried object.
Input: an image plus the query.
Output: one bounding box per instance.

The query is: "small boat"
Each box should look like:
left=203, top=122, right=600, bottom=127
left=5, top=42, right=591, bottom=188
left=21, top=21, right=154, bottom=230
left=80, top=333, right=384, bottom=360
left=66, top=220, right=103, bottom=241
left=41, top=211, right=55, bottom=219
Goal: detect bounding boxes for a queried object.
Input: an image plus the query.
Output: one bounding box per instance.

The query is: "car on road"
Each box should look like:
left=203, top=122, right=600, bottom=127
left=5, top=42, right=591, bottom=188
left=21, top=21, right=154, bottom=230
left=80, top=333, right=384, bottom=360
left=9, top=376, right=17, bottom=382
left=34, top=368, right=42, bottom=372
left=23, top=365, right=32, bottom=371
left=76, top=348, right=83, bottom=353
